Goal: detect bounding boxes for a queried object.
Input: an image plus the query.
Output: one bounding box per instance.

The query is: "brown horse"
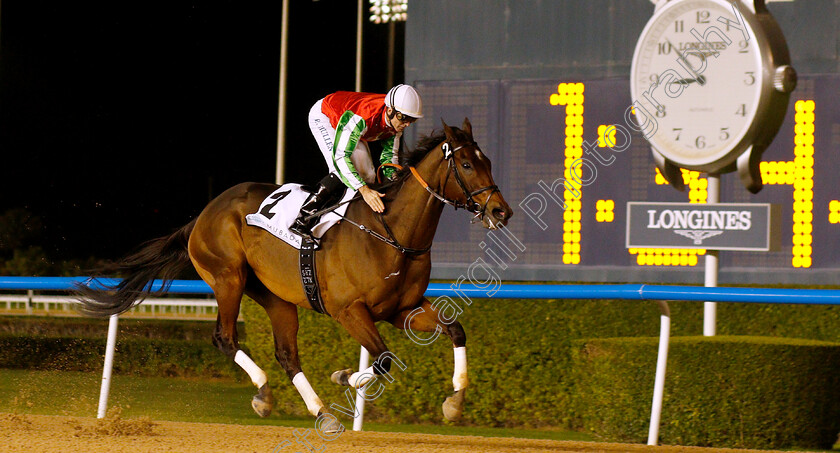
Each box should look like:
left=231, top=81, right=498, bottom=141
left=76, top=118, right=511, bottom=428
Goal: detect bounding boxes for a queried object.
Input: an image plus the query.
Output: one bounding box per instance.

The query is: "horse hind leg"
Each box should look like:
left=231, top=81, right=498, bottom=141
left=189, top=191, right=277, bottom=418
left=194, top=256, right=273, bottom=417
left=210, top=310, right=274, bottom=417
left=247, top=282, right=343, bottom=433
left=389, top=298, right=468, bottom=421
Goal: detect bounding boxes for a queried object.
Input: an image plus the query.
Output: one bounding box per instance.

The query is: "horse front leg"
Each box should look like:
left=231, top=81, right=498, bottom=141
left=331, top=300, right=398, bottom=397
left=390, top=298, right=468, bottom=421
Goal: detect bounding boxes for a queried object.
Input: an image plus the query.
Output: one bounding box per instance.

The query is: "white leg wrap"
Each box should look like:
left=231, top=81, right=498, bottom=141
left=234, top=350, right=268, bottom=388
left=349, top=365, right=376, bottom=389
left=293, top=372, right=325, bottom=417
left=453, top=346, right=468, bottom=391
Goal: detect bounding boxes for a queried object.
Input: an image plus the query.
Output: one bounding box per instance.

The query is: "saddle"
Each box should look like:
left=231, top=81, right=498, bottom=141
left=245, top=184, right=354, bottom=249
left=245, top=184, right=356, bottom=316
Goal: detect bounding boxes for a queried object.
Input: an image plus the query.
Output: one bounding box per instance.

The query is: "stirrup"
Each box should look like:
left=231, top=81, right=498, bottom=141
left=289, top=219, right=315, bottom=239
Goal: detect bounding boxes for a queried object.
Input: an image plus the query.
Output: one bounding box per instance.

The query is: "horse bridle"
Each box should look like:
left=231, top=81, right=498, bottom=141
left=410, top=140, right=500, bottom=224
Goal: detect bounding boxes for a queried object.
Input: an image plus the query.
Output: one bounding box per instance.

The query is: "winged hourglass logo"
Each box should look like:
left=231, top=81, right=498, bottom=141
left=674, top=230, right=723, bottom=245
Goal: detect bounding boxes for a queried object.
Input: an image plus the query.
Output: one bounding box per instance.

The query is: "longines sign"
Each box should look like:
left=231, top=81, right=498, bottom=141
left=626, top=202, right=781, bottom=251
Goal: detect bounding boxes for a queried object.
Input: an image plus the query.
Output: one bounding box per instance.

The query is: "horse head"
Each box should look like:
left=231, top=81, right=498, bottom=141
left=436, top=118, right=512, bottom=229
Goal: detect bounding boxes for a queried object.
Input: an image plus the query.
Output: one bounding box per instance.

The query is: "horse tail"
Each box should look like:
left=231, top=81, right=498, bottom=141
left=75, top=219, right=197, bottom=317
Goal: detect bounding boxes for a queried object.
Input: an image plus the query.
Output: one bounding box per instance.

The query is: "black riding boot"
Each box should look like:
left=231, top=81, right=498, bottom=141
left=289, top=174, right=344, bottom=239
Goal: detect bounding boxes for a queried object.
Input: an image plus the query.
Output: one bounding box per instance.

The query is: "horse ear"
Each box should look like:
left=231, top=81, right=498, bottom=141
left=441, top=119, right=454, bottom=139
left=461, top=117, right=472, bottom=136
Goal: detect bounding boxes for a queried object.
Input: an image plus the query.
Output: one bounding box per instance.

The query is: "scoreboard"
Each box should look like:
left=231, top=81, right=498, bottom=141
left=407, top=75, right=838, bottom=285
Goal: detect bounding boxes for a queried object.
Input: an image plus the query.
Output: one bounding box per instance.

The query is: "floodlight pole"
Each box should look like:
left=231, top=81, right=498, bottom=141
left=275, top=0, right=289, bottom=185
left=387, top=21, right=396, bottom=87
left=355, top=0, right=363, bottom=93
left=353, top=0, right=371, bottom=433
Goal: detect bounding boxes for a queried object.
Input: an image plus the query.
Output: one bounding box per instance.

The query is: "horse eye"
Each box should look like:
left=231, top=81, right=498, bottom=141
left=461, top=161, right=472, bottom=169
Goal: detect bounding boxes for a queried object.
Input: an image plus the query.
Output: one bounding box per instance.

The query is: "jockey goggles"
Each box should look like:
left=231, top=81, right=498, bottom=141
left=390, top=109, right=418, bottom=124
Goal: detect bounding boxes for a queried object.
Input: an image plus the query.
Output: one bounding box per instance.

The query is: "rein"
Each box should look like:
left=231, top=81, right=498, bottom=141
left=337, top=213, right=431, bottom=256
left=326, top=164, right=431, bottom=256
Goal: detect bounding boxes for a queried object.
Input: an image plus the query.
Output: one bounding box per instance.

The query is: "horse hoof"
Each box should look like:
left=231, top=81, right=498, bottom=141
left=442, top=389, right=466, bottom=421
left=317, top=413, right=346, bottom=435
left=251, top=384, right=274, bottom=418
left=330, top=369, right=353, bottom=386
left=252, top=396, right=272, bottom=417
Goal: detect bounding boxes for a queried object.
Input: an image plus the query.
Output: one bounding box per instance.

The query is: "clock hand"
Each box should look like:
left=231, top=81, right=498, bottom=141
left=672, top=75, right=708, bottom=85
left=666, top=39, right=706, bottom=86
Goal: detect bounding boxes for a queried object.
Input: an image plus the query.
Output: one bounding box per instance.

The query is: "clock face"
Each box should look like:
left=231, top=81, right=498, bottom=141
left=630, top=0, right=764, bottom=170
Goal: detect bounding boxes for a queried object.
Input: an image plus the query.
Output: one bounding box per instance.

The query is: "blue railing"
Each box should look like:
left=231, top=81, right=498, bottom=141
left=5, top=275, right=839, bottom=444
left=3, top=276, right=838, bottom=306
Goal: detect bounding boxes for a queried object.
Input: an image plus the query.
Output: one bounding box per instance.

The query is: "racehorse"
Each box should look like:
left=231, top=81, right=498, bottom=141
left=76, top=118, right=512, bottom=429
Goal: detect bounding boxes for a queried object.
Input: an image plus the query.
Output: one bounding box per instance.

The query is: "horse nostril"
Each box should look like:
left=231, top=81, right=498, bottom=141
left=492, top=208, right=507, bottom=220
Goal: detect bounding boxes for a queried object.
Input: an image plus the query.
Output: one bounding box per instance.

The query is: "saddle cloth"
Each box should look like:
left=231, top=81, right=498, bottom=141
left=245, top=183, right=353, bottom=249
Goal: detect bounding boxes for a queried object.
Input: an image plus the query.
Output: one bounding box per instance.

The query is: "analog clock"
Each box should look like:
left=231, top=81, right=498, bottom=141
left=630, top=0, right=796, bottom=193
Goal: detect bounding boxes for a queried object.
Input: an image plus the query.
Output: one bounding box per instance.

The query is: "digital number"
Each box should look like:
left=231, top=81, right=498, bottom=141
left=549, top=83, right=585, bottom=265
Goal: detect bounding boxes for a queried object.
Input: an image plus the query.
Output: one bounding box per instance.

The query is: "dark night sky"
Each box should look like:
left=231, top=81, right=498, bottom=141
left=0, top=0, right=403, bottom=262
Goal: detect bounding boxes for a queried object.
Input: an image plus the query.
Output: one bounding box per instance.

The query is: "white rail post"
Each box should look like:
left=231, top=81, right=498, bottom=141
left=647, top=300, right=671, bottom=446
left=97, top=314, right=120, bottom=418
left=704, top=174, right=720, bottom=336
left=353, top=346, right=370, bottom=431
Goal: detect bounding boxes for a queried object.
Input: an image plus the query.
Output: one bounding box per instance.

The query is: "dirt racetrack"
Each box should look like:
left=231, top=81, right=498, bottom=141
left=0, top=412, right=808, bottom=453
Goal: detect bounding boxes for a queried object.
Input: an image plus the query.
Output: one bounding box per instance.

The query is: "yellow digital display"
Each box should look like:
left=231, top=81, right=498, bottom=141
left=549, top=83, right=585, bottom=265
left=415, top=77, right=833, bottom=280
left=595, top=199, right=615, bottom=223
left=549, top=83, right=817, bottom=270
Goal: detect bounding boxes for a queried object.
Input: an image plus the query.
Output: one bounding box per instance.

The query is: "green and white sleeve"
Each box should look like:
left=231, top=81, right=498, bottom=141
left=332, top=110, right=368, bottom=190
left=379, top=135, right=398, bottom=179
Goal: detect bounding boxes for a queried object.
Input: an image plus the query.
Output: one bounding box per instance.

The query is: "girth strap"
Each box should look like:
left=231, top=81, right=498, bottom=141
left=299, top=237, right=328, bottom=315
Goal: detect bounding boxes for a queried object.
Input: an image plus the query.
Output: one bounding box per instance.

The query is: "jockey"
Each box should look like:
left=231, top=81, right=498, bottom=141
left=290, top=84, right=424, bottom=239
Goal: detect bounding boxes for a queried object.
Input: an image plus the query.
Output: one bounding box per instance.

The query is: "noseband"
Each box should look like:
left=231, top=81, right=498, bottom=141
left=410, top=141, right=500, bottom=223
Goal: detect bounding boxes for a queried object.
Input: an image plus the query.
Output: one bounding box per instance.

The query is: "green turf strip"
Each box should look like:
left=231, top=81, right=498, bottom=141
left=0, top=368, right=592, bottom=442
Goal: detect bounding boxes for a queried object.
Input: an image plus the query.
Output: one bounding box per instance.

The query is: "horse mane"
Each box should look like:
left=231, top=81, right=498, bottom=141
left=370, top=126, right=471, bottom=194
left=400, top=130, right=445, bottom=168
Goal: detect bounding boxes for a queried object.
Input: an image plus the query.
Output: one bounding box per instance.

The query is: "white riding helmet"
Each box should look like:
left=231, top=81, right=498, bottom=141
left=385, top=84, right=424, bottom=119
